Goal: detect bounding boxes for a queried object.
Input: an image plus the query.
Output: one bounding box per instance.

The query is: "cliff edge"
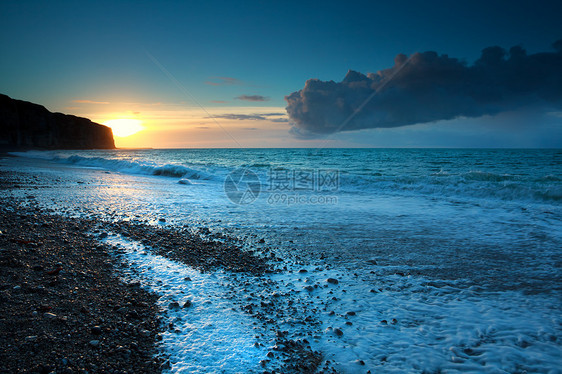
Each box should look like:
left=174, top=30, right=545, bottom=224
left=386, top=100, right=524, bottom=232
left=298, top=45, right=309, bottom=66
left=0, top=94, right=115, bottom=150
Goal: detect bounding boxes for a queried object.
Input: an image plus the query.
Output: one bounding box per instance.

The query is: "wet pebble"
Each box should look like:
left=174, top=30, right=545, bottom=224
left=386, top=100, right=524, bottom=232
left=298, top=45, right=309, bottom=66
left=168, top=301, right=181, bottom=310
left=139, top=329, right=151, bottom=337
left=89, top=340, right=100, bottom=347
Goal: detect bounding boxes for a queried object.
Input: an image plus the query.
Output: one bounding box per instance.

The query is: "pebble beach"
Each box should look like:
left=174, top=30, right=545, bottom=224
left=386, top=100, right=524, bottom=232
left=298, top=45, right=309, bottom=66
left=0, top=159, right=324, bottom=373
left=0, top=173, right=164, bottom=373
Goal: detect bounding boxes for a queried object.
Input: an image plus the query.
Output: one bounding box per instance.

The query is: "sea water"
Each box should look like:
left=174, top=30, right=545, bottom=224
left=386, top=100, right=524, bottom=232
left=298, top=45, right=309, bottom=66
left=5, top=148, right=562, bottom=373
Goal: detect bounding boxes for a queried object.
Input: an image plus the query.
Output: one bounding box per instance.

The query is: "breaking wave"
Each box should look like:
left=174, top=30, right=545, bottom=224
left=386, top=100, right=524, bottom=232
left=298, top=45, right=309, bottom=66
left=10, top=149, right=562, bottom=202
left=10, top=151, right=215, bottom=181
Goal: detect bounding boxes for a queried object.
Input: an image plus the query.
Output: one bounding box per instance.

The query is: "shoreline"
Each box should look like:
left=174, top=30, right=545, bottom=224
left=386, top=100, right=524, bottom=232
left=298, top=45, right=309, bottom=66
left=0, top=194, right=165, bottom=373
left=0, top=166, right=325, bottom=373
left=4, top=151, right=560, bottom=372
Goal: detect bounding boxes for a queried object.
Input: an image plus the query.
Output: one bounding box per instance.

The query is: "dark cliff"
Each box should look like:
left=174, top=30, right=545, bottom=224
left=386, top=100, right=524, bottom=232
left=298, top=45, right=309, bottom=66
left=0, top=94, right=115, bottom=150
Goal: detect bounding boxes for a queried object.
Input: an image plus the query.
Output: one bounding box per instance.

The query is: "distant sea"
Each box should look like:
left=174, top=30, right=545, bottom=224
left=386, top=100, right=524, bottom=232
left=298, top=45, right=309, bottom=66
left=7, top=148, right=562, bottom=372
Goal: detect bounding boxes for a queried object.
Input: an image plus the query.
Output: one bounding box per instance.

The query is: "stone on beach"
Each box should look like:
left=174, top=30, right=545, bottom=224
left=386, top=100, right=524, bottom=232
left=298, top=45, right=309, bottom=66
left=168, top=301, right=181, bottom=310
left=46, top=265, right=63, bottom=275
left=89, top=340, right=100, bottom=347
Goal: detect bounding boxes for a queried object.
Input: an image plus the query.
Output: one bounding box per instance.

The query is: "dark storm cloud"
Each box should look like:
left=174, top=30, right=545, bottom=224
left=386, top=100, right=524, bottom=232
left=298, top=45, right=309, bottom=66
left=285, top=40, right=562, bottom=136
left=235, top=95, right=270, bottom=102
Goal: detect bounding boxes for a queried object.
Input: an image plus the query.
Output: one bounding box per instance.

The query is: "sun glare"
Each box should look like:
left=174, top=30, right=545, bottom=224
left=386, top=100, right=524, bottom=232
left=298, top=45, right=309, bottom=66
left=104, top=119, right=144, bottom=137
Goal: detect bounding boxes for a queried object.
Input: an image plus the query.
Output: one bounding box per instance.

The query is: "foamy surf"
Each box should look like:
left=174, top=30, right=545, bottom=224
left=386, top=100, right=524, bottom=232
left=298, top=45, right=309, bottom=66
left=3, top=148, right=561, bottom=373
left=102, top=232, right=562, bottom=373
left=9, top=151, right=216, bottom=181
left=105, top=233, right=268, bottom=373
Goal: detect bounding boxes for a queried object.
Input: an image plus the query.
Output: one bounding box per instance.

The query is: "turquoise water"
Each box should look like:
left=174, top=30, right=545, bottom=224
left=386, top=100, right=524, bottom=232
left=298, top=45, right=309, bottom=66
left=8, top=148, right=562, bottom=372
left=15, top=148, right=562, bottom=289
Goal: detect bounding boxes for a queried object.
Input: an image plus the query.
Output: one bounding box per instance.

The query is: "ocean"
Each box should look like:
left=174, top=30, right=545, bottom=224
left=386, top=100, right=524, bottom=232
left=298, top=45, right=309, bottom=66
left=5, top=148, right=562, bottom=373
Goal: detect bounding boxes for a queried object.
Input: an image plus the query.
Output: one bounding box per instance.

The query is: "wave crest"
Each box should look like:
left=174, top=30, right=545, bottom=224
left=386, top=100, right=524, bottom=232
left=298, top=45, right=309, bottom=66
left=12, top=151, right=214, bottom=181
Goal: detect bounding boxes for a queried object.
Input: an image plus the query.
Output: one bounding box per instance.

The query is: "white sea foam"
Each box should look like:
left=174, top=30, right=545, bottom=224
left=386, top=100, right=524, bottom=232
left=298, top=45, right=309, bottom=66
left=105, top=234, right=269, bottom=373
left=104, top=231, right=562, bottom=373
left=9, top=151, right=216, bottom=181
left=267, top=265, right=562, bottom=373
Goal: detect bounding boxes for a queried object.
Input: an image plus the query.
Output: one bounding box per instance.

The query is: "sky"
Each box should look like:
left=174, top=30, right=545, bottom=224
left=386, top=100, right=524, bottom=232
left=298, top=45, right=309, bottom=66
left=1, top=0, right=561, bottom=148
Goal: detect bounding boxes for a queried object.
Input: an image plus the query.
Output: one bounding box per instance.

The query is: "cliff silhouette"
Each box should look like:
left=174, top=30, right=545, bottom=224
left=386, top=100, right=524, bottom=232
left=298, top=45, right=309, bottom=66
left=0, top=94, right=115, bottom=150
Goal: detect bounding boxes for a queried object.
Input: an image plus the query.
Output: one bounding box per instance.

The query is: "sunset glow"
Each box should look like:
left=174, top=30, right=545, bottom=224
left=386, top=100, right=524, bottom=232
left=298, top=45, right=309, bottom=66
left=2, top=1, right=561, bottom=148
left=1, top=2, right=561, bottom=372
left=103, top=119, right=144, bottom=138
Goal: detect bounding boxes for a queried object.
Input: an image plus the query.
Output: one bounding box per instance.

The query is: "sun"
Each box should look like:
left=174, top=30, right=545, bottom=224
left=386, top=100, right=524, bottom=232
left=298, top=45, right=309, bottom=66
left=103, top=119, right=144, bottom=137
